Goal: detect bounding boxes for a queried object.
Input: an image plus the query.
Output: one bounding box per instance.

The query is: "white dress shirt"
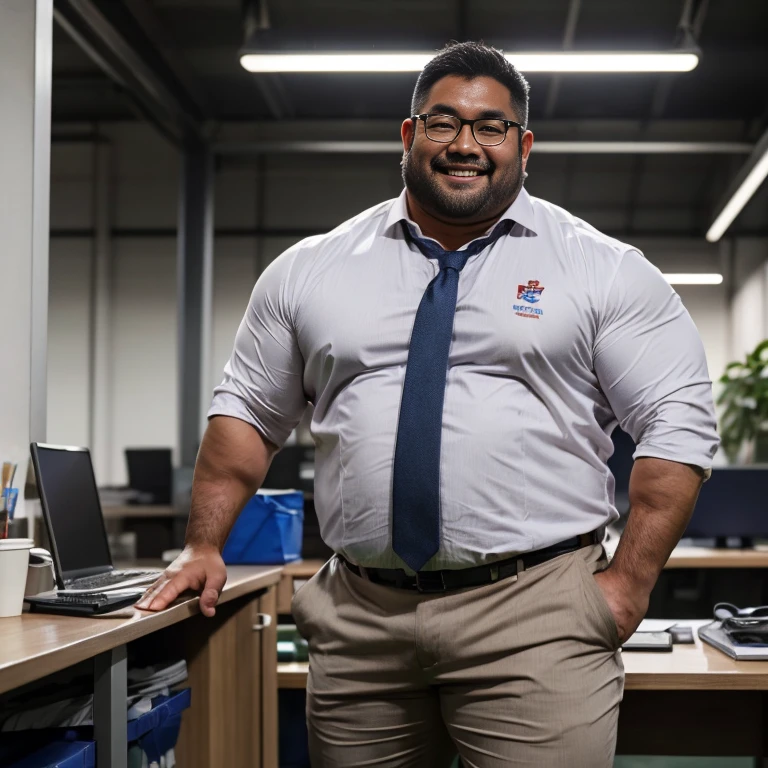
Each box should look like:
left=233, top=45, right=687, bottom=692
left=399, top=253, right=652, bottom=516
left=208, top=187, right=720, bottom=572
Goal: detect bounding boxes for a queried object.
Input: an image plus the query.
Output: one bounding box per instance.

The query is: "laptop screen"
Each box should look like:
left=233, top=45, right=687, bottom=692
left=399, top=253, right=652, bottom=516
left=33, top=445, right=112, bottom=575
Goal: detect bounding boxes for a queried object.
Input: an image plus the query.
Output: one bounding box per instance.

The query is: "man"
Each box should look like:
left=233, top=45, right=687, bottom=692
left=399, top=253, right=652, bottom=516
left=138, top=42, right=719, bottom=766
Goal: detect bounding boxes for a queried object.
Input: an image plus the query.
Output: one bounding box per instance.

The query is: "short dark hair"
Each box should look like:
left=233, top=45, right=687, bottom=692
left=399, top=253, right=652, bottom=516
left=411, top=41, right=530, bottom=129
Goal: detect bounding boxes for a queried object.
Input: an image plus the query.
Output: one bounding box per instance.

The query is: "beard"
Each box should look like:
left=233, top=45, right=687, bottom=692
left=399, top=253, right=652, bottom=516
left=401, top=144, right=524, bottom=222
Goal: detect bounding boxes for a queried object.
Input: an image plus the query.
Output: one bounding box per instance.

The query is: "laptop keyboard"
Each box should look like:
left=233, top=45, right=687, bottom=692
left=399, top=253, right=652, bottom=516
left=66, top=570, right=157, bottom=590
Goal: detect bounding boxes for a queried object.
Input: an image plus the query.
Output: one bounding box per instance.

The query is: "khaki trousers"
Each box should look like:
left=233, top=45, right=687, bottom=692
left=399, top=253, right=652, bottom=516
left=291, top=543, right=624, bottom=768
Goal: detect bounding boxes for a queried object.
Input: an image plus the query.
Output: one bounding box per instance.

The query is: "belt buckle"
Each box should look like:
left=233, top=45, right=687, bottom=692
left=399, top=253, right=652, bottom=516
left=414, top=570, right=446, bottom=593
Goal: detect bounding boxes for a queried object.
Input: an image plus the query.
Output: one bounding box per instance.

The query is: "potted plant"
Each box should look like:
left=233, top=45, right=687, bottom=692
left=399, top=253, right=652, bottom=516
left=717, top=339, right=768, bottom=464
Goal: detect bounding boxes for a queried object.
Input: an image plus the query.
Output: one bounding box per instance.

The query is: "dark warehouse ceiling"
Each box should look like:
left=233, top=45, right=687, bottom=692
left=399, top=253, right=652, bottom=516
left=51, top=0, right=768, bottom=238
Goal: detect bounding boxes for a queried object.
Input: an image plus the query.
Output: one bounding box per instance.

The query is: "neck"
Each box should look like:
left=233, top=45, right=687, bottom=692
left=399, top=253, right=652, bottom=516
left=405, top=191, right=511, bottom=251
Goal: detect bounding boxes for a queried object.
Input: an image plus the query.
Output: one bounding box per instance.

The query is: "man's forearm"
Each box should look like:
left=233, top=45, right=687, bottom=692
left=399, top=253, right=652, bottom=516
left=185, top=416, right=277, bottom=551
left=608, top=456, right=705, bottom=594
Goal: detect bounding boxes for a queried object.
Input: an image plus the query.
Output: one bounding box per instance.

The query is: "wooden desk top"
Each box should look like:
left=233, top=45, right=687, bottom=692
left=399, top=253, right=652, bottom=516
left=281, top=559, right=327, bottom=579
left=0, top=565, right=282, bottom=696
left=664, top=546, right=768, bottom=568
left=101, top=504, right=181, bottom=519
left=278, top=621, right=768, bottom=692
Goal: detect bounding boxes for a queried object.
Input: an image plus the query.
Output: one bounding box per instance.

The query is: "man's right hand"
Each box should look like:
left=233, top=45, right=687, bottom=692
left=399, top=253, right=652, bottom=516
left=136, top=545, right=227, bottom=617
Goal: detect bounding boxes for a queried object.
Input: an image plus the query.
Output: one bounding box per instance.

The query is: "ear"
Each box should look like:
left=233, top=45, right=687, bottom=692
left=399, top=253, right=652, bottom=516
left=401, top=118, right=415, bottom=156
left=520, top=129, right=534, bottom=174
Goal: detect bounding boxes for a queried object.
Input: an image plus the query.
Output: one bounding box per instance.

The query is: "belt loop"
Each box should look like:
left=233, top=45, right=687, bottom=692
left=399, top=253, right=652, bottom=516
left=358, top=564, right=371, bottom=581
left=516, top=557, right=525, bottom=575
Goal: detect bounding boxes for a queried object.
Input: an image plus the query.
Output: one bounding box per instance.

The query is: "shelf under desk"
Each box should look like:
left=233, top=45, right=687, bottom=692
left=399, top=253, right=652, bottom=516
left=1, top=565, right=283, bottom=768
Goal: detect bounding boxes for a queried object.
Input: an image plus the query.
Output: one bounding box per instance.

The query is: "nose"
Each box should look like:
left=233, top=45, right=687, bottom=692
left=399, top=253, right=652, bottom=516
left=448, top=123, right=481, bottom=154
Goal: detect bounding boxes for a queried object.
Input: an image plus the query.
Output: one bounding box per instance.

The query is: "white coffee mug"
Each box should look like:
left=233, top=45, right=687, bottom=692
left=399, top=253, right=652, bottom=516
left=0, top=538, right=35, bottom=617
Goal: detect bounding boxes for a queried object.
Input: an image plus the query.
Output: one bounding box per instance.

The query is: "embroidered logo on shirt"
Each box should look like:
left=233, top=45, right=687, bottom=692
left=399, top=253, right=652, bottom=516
left=514, top=280, right=545, bottom=319
left=517, top=280, right=544, bottom=303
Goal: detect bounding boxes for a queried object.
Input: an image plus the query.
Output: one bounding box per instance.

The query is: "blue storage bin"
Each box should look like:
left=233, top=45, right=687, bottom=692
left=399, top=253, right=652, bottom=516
left=223, top=490, right=304, bottom=565
left=127, top=688, right=191, bottom=763
left=4, top=739, right=95, bottom=768
left=0, top=689, right=190, bottom=768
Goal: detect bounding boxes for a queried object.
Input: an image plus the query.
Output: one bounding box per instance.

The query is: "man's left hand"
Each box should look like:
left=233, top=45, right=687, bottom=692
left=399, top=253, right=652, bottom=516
left=592, top=569, right=650, bottom=644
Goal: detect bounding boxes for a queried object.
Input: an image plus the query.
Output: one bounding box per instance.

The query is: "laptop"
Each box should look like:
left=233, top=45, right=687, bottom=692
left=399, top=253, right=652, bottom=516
left=30, top=443, right=162, bottom=593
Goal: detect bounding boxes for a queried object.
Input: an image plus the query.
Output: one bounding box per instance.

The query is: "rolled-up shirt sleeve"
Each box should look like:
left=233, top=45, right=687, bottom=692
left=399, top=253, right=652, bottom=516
left=207, top=249, right=307, bottom=448
left=593, top=249, right=720, bottom=477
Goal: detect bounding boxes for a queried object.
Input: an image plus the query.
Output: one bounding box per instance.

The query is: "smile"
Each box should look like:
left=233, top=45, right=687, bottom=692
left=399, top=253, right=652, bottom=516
left=446, top=169, right=480, bottom=177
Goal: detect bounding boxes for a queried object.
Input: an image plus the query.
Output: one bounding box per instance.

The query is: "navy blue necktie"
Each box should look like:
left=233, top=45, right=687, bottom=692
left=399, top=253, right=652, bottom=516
left=392, top=220, right=512, bottom=572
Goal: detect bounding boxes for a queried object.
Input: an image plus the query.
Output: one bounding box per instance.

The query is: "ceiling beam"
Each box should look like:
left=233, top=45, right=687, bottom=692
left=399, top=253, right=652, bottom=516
left=54, top=0, right=206, bottom=145
left=120, top=0, right=210, bottom=114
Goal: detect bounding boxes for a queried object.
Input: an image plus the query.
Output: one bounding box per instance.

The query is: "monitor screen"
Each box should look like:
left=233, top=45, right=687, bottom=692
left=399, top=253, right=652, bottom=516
left=685, top=466, right=768, bottom=540
left=125, top=448, right=173, bottom=504
left=33, top=445, right=112, bottom=574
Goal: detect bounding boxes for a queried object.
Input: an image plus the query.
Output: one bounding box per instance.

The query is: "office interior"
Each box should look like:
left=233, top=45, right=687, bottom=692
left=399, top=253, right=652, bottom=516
left=2, top=0, right=768, bottom=766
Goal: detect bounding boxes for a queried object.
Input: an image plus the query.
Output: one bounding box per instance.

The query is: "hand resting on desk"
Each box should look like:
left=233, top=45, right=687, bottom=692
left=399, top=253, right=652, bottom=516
left=136, top=545, right=227, bottom=617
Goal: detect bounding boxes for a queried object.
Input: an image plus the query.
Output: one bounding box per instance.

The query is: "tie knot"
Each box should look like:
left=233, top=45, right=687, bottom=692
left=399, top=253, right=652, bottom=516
left=439, top=250, right=470, bottom=272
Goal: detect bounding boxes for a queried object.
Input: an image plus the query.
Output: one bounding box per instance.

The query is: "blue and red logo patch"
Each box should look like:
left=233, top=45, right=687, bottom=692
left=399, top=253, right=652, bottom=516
left=514, top=280, right=545, bottom=319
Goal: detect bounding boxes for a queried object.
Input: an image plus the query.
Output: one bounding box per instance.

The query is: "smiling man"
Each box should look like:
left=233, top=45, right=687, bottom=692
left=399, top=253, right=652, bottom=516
left=139, top=42, right=719, bottom=766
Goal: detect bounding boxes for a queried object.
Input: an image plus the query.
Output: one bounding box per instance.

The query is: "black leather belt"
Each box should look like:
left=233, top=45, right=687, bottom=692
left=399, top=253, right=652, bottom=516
left=339, top=532, right=600, bottom=593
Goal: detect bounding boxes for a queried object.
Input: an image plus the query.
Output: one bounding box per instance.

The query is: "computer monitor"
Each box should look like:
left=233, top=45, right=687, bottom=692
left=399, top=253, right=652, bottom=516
left=262, top=445, right=314, bottom=492
left=30, top=443, right=114, bottom=584
left=684, top=466, right=768, bottom=546
left=608, top=427, right=635, bottom=516
left=125, top=448, right=173, bottom=504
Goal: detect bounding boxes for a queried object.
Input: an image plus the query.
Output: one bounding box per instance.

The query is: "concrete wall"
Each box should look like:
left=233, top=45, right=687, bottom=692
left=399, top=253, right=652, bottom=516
left=47, top=123, right=766, bottom=483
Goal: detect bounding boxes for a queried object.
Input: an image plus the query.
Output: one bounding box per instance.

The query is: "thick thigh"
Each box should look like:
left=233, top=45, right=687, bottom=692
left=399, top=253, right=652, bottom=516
left=293, top=557, right=456, bottom=768
left=307, top=688, right=455, bottom=768
left=436, top=546, right=624, bottom=768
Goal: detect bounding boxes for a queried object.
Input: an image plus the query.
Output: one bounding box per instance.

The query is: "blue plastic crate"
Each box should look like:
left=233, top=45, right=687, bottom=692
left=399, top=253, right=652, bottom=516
left=1, top=689, right=191, bottom=767
left=4, top=739, right=95, bottom=768
left=223, top=490, right=304, bottom=565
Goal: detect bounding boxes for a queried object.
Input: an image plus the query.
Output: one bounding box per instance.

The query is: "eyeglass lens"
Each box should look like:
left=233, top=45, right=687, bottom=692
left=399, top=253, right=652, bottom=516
left=425, top=115, right=507, bottom=146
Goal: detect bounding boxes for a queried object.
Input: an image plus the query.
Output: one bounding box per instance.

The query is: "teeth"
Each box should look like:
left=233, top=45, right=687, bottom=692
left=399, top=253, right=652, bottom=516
left=447, top=170, right=479, bottom=177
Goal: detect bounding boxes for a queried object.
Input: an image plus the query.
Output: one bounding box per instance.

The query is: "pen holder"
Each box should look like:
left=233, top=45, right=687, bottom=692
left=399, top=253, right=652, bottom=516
left=3, top=488, right=18, bottom=517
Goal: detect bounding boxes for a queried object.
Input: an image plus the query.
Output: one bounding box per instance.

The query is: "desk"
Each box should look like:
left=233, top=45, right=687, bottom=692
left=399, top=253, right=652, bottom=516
left=665, top=546, right=768, bottom=569
left=101, top=504, right=179, bottom=520
left=278, top=620, right=768, bottom=760
left=276, top=547, right=768, bottom=614
left=0, top=565, right=282, bottom=768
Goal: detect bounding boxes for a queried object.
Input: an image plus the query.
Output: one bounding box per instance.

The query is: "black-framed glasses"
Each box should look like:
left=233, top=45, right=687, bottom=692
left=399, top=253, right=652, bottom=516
left=411, top=113, right=523, bottom=147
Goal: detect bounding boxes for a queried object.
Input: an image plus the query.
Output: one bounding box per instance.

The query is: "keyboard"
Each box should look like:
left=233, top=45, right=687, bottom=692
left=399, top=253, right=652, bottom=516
left=65, top=570, right=158, bottom=591
left=26, top=591, right=143, bottom=616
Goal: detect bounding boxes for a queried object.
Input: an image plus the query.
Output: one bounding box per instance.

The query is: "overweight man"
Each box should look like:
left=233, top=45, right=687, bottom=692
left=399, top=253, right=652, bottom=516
left=138, top=41, right=719, bottom=767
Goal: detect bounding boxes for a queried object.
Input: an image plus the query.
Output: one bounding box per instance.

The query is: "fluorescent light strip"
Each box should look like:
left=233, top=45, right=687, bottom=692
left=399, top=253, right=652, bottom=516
left=240, top=52, right=699, bottom=74
left=706, top=149, right=768, bottom=242
left=662, top=274, right=723, bottom=285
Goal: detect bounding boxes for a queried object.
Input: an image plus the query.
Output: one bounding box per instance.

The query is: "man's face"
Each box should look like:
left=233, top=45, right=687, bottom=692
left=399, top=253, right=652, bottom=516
left=401, top=75, right=533, bottom=223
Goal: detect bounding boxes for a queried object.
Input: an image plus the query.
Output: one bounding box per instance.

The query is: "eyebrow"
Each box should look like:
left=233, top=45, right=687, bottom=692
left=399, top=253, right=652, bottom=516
left=426, top=103, right=512, bottom=120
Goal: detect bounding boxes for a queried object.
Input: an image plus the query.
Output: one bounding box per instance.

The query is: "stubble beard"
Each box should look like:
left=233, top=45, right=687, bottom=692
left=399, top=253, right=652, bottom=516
left=401, top=149, right=524, bottom=222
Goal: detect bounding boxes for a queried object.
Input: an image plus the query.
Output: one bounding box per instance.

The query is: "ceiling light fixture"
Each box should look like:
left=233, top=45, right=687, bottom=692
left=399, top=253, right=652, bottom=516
left=706, top=147, right=768, bottom=242
left=662, top=274, right=723, bottom=285
left=239, top=51, right=699, bottom=74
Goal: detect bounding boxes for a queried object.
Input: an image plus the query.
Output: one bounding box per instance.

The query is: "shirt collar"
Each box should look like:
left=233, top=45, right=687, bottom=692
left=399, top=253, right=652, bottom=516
left=383, top=186, right=538, bottom=239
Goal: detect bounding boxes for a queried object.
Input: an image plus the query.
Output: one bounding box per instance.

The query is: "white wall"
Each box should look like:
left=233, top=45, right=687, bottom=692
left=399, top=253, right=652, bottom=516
left=47, top=123, right=767, bottom=483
